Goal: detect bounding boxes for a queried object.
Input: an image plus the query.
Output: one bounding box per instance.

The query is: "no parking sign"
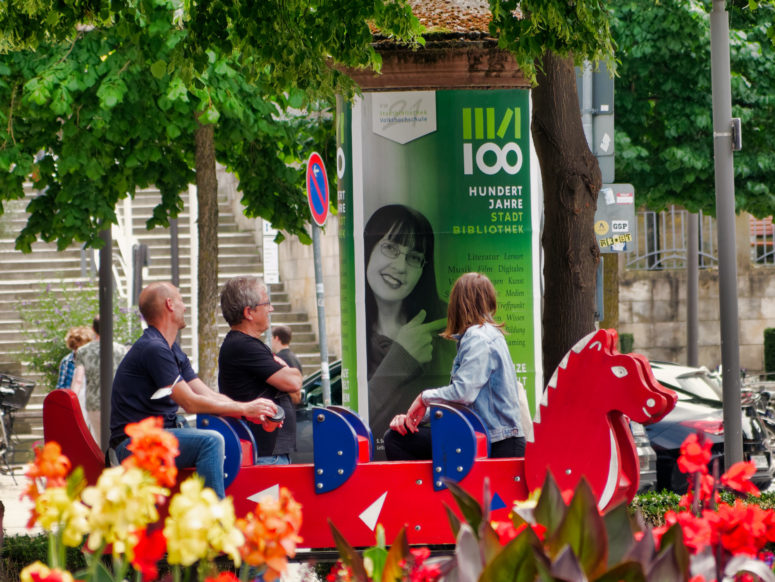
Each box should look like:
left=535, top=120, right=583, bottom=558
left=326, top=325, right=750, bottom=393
left=306, top=152, right=329, bottom=226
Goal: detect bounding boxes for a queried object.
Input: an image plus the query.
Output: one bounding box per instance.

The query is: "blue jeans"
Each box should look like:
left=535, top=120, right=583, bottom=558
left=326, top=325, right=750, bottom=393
left=115, top=428, right=226, bottom=498
left=256, top=454, right=291, bottom=465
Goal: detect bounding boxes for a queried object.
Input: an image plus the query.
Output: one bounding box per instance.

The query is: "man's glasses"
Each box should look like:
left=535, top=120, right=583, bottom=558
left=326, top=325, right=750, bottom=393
left=379, top=241, right=426, bottom=269
left=252, top=300, right=271, bottom=309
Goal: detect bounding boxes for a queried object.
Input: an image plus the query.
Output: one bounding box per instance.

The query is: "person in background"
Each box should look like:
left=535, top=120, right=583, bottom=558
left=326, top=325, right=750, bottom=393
left=111, top=282, right=279, bottom=498
left=271, top=325, right=303, bottom=375
left=56, top=326, right=95, bottom=390
left=73, top=315, right=128, bottom=448
left=384, top=272, right=527, bottom=461
left=219, top=277, right=303, bottom=465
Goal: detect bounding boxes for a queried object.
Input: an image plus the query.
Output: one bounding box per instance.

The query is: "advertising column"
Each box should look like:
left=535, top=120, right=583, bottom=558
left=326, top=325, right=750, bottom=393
left=337, top=89, right=542, bottom=455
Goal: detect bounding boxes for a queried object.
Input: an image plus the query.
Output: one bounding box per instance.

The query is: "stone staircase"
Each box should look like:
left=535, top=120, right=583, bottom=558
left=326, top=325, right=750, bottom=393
left=0, top=186, right=321, bottom=465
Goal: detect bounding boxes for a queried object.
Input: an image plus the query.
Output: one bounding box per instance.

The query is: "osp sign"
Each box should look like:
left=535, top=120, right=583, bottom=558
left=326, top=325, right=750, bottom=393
left=462, top=106, right=525, bottom=176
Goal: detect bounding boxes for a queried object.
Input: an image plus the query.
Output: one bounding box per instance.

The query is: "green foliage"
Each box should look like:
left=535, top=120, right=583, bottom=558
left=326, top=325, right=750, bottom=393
left=438, top=474, right=691, bottom=582
left=17, top=280, right=141, bottom=390
left=0, top=0, right=421, bottom=251
left=612, top=0, right=775, bottom=217
left=0, top=533, right=86, bottom=581
left=765, top=328, right=775, bottom=374
left=488, top=0, right=616, bottom=82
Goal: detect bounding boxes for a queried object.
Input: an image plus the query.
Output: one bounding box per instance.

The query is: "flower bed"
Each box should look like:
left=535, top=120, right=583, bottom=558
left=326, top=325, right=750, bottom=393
left=9, top=419, right=775, bottom=582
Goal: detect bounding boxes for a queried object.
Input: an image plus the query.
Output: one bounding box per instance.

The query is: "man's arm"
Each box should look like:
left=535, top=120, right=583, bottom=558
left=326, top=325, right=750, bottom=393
left=266, top=359, right=303, bottom=404
left=170, top=378, right=278, bottom=424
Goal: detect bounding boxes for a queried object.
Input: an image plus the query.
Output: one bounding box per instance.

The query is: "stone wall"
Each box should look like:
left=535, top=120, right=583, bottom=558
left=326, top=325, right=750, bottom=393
left=618, top=213, right=775, bottom=374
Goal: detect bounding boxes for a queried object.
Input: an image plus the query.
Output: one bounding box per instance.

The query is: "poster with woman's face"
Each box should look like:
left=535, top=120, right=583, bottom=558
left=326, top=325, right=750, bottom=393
left=337, top=90, right=542, bottom=454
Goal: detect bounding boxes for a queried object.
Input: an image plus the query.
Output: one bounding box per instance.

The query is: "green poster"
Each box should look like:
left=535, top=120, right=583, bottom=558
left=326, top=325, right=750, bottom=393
left=337, top=89, right=541, bottom=455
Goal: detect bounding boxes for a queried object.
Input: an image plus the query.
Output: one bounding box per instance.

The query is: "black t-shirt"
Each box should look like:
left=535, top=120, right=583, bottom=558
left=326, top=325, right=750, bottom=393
left=110, top=326, right=197, bottom=446
left=276, top=348, right=303, bottom=374
left=218, top=330, right=295, bottom=456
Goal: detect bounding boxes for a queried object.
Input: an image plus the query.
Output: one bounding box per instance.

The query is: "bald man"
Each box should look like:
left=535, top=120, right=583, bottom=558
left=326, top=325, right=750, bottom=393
left=110, top=282, right=278, bottom=498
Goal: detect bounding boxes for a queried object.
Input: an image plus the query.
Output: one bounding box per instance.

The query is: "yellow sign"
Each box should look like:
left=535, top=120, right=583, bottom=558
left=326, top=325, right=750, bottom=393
left=594, top=220, right=609, bottom=236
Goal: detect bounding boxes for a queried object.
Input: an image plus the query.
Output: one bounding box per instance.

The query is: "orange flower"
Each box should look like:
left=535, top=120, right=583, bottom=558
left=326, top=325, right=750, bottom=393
left=720, top=461, right=760, bottom=497
left=25, top=442, right=71, bottom=488
left=121, top=417, right=179, bottom=487
left=236, top=487, right=302, bottom=582
left=22, top=442, right=72, bottom=519
left=678, top=433, right=712, bottom=476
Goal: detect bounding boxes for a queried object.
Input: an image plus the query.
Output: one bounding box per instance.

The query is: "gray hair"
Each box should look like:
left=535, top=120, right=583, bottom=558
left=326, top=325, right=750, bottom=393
left=220, top=277, right=266, bottom=326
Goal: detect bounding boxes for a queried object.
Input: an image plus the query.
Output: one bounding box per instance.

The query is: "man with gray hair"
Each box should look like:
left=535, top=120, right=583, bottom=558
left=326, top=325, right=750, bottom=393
left=218, top=276, right=303, bottom=464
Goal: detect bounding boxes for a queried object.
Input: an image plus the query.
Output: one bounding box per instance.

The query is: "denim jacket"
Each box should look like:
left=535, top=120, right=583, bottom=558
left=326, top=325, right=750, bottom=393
left=422, top=323, right=524, bottom=443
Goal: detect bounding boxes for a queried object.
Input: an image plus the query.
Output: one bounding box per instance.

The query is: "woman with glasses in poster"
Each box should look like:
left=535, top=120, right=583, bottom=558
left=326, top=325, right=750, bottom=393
left=364, top=204, right=452, bottom=451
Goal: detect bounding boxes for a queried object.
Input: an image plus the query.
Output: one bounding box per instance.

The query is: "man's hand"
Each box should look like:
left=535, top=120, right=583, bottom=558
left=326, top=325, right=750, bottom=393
left=242, top=397, right=278, bottom=424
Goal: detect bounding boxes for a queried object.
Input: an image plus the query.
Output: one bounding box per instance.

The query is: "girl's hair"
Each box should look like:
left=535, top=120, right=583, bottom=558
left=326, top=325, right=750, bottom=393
left=442, top=272, right=505, bottom=339
left=65, top=326, right=95, bottom=351
left=364, top=205, right=446, bottom=361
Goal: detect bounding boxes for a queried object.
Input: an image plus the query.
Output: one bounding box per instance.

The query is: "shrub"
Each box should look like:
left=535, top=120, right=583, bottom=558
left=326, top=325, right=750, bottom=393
left=0, top=533, right=86, bottom=581
left=17, top=280, right=141, bottom=391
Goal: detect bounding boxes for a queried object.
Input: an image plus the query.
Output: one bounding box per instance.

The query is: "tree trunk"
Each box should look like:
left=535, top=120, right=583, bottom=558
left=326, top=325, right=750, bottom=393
left=532, top=52, right=601, bottom=386
left=195, top=120, right=219, bottom=387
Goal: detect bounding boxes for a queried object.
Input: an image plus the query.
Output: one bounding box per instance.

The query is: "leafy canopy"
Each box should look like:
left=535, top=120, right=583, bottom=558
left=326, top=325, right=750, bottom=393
left=0, top=0, right=423, bottom=250
left=613, top=0, right=775, bottom=217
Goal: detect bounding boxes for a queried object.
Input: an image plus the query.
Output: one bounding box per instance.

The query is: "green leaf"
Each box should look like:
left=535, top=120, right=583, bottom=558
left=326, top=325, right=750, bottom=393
left=150, top=59, right=167, bottom=79
left=444, top=502, right=462, bottom=538
left=549, top=478, right=607, bottom=579
left=480, top=526, right=543, bottom=582
left=445, top=479, right=483, bottom=535
left=166, top=122, right=181, bottom=139
left=648, top=523, right=690, bottom=581
left=381, top=528, right=409, bottom=582
left=603, top=502, right=636, bottom=567
left=594, top=561, right=647, bottom=582
left=329, top=520, right=370, bottom=582
left=533, top=470, right=567, bottom=536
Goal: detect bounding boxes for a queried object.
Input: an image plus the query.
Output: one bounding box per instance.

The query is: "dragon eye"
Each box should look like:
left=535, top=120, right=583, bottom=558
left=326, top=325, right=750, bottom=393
left=611, top=366, right=628, bottom=378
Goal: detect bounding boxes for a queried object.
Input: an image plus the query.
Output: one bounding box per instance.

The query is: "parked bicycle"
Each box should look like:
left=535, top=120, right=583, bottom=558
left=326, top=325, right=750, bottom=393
left=0, top=373, right=36, bottom=478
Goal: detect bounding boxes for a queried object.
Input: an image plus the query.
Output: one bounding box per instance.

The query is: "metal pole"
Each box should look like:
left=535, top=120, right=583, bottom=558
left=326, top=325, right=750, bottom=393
left=99, top=228, right=113, bottom=451
left=711, top=0, right=743, bottom=466
left=687, top=213, right=699, bottom=367
left=312, top=225, right=331, bottom=405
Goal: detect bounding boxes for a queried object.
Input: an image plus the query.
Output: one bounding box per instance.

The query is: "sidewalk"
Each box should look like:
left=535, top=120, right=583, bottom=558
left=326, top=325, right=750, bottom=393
left=0, top=465, right=39, bottom=538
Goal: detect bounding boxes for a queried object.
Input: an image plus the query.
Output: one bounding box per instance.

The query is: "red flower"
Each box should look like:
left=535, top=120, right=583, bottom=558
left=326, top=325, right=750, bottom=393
left=654, top=510, right=712, bottom=554
left=721, top=462, right=760, bottom=497
left=131, top=527, right=166, bottom=581
left=704, top=501, right=775, bottom=556
left=204, top=573, right=239, bottom=582
left=680, top=474, right=718, bottom=509
left=407, top=546, right=441, bottom=582
left=678, top=433, right=713, bottom=476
